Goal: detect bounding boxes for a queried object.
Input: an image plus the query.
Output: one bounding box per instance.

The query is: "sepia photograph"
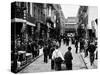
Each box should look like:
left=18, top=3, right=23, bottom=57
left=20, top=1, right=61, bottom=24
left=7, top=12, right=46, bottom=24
left=11, top=1, right=98, bottom=73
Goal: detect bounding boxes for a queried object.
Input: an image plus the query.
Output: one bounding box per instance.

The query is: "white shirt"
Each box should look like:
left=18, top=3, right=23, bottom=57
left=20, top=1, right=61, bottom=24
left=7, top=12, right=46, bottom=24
left=52, top=49, right=64, bottom=60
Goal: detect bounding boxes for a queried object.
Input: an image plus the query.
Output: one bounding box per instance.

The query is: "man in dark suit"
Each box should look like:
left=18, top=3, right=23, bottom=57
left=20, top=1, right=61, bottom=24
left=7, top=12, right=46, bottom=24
left=75, top=40, right=78, bottom=53
left=64, top=47, right=73, bottom=70
left=43, top=44, right=49, bottom=63
left=88, top=42, right=96, bottom=66
left=50, top=45, right=55, bottom=70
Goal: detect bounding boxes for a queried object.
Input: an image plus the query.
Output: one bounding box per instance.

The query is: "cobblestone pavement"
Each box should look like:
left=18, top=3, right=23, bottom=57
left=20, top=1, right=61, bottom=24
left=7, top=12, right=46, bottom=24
left=19, top=40, right=96, bottom=73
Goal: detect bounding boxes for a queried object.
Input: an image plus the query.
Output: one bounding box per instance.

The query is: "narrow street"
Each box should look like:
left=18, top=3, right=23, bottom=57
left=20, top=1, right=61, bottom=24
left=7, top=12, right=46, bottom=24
left=19, top=40, right=87, bottom=73
left=11, top=2, right=98, bottom=73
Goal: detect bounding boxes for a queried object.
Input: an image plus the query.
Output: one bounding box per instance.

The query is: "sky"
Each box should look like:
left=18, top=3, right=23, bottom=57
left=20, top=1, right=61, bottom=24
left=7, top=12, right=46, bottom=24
left=61, top=4, right=80, bottom=19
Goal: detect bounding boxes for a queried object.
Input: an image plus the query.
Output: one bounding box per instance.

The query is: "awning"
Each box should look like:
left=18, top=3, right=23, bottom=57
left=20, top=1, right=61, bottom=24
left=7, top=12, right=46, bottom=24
left=11, top=18, right=35, bottom=26
left=11, top=18, right=26, bottom=23
left=26, top=21, right=35, bottom=26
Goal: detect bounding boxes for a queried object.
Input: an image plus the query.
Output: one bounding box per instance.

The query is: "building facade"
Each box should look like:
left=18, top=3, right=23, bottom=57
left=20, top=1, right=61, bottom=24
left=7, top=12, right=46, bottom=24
left=11, top=2, right=64, bottom=73
left=64, top=17, right=78, bottom=33
left=88, top=6, right=98, bottom=40
left=11, top=2, right=47, bottom=73
left=77, top=6, right=88, bottom=40
left=77, top=6, right=98, bottom=41
left=59, top=9, right=65, bottom=34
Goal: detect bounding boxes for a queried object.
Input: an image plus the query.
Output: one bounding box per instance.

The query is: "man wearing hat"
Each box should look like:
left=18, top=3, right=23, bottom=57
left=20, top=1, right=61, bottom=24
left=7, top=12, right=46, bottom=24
left=43, top=44, right=49, bottom=63
left=64, top=46, right=73, bottom=70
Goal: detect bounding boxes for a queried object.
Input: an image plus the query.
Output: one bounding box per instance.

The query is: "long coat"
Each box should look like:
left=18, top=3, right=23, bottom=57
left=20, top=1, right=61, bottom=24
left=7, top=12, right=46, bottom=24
left=43, top=46, right=49, bottom=56
left=64, top=51, right=73, bottom=65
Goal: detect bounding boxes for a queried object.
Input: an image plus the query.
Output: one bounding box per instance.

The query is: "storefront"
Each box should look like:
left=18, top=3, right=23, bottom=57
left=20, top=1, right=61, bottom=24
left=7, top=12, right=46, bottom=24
left=11, top=18, right=36, bottom=73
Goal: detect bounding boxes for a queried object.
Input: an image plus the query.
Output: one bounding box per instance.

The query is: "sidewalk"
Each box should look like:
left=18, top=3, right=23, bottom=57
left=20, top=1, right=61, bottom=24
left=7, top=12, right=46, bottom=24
left=19, top=52, right=52, bottom=73
left=18, top=47, right=44, bottom=73
left=20, top=41, right=89, bottom=73
left=80, top=52, right=97, bottom=69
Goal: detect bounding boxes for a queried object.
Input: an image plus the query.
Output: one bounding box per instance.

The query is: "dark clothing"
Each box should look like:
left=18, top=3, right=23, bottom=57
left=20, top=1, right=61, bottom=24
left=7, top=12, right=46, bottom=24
left=51, top=59, right=54, bottom=70
left=85, top=48, right=88, bottom=57
left=34, top=43, right=39, bottom=57
left=43, top=46, right=48, bottom=63
left=65, top=37, right=68, bottom=46
left=96, top=51, right=98, bottom=59
left=71, top=38, right=74, bottom=44
left=63, top=37, right=66, bottom=44
left=65, top=63, right=72, bottom=70
left=38, top=39, right=44, bottom=47
left=66, top=38, right=69, bottom=46
left=75, top=40, right=78, bottom=53
left=27, top=44, right=32, bottom=53
left=90, top=53, right=95, bottom=65
left=75, top=46, right=78, bottom=53
left=58, top=37, right=61, bottom=47
left=64, top=51, right=73, bottom=70
left=31, top=42, right=35, bottom=58
left=54, top=57, right=63, bottom=70
left=48, top=44, right=52, bottom=59
left=44, top=54, right=48, bottom=63
left=88, top=44, right=96, bottom=65
left=50, top=47, right=55, bottom=59
left=80, top=40, right=84, bottom=52
left=88, top=44, right=96, bottom=53
left=50, top=47, right=55, bottom=69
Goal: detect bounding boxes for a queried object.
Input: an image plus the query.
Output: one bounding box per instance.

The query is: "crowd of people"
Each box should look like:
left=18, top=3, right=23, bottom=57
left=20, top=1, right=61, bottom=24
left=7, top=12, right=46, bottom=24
left=42, top=35, right=73, bottom=71
left=74, top=36, right=97, bottom=66
left=12, top=32, right=98, bottom=72
left=42, top=33, right=98, bottom=71
left=14, top=37, right=43, bottom=59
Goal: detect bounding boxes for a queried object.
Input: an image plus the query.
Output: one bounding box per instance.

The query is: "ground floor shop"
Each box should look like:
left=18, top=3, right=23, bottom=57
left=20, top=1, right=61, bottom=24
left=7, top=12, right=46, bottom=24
left=11, top=18, right=48, bottom=73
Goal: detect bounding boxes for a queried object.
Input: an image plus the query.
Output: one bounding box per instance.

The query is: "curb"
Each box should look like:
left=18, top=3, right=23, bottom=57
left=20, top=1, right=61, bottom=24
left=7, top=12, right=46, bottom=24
left=80, top=53, right=97, bottom=69
left=80, top=54, right=88, bottom=69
